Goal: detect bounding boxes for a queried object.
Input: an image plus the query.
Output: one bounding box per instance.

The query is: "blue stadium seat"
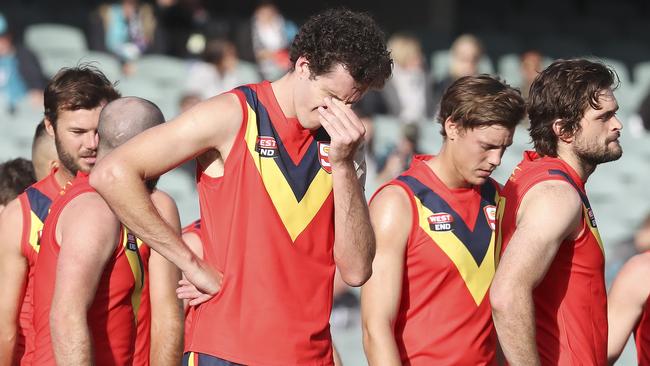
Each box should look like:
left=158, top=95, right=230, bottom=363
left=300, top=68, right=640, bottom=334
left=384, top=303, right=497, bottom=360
left=24, top=23, right=87, bottom=56
left=132, top=55, right=187, bottom=88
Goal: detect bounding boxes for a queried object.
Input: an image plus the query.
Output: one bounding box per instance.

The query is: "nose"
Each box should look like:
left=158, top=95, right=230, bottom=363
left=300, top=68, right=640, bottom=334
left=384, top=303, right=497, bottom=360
left=611, top=115, right=623, bottom=131
left=487, top=149, right=503, bottom=168
left=84, top=131, right=98, bottom=150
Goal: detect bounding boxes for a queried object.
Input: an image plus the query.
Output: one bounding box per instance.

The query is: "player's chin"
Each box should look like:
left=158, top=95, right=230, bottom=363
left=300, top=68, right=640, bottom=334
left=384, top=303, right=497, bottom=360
left=77, top=161, right=94, bottom=173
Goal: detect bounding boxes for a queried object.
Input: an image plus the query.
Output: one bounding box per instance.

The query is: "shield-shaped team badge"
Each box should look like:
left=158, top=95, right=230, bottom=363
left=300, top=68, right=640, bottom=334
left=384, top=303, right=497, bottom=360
left=484, top=205, right=496, bottom=231
left=318, top=142, right=332, bottom=173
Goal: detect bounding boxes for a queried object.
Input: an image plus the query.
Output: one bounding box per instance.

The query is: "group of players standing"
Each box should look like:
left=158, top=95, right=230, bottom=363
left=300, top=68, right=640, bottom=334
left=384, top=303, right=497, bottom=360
left=0, top=7, right=646, bottom=366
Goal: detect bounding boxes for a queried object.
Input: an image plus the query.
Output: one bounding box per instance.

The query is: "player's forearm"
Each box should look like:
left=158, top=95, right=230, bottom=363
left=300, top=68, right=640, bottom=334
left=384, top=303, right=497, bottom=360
left=362, top=322, right=402, bottom=366
left=491, top=286, right=540, bottom=366
left=0, top=325, right=17, bottom=366
left=150, top=314, right=183, bottom=366
left=332, top=161, right=375, bottom=287
left=90, top=164, right=197, bottom=272
left=50, top=311, right=93, bottom=365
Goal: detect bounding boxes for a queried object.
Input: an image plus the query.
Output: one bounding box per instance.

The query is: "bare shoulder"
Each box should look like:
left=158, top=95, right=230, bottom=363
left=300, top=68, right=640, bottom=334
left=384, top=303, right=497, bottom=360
left=369, top=184, right=412, bottom=244
left=0, top=197, right=23, bottom=251
left=0, top=197, right=23, bottom=229
left=180, top=92, right=243, bottom=147
left=61, top=192, right=117, bottom=225
left=617, top=252, right=650, bottom=285
left=518, top=179, right=582, bottom=221
left=370, top=184, right=411, bottom=213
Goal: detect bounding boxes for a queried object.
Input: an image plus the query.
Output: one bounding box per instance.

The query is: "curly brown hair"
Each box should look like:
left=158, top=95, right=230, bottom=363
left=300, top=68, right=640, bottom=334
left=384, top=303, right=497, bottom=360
left=0, top=158, right=35, bottom=205
left=528, top=59, right=619, bottom=157
left=438, top=75, right=526, bottom=137
left=289, top=8, right=392, bottom=90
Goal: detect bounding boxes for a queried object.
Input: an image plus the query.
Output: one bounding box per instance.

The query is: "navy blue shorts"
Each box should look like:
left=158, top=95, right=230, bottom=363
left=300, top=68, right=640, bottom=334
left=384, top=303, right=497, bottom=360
left=182, top=352, right=244, bottom=366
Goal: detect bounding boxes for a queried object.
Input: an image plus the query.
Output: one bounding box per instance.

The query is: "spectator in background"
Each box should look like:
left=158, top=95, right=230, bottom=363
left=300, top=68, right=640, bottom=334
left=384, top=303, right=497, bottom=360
left=375, top=124, right=420, bottom=185
left=235, top=1, right=298, bottom=80
left=382, top=33, right=435, bottom=124
left=520, top=50, right=544, bottom=100
left=0, top=158, right=36, bottom=213
left=156, top=0, right=214, bottom=58
left=184, top=38, right=261, bottom=99
left=89, top=0, right=164, bottom=69
left=630, top=92, right=650, bottom=138
left=433, top=34, right=483, bottom=106
left=0, top=13, right=46, bottom=113
left=178, top=93, right=200, bottom=113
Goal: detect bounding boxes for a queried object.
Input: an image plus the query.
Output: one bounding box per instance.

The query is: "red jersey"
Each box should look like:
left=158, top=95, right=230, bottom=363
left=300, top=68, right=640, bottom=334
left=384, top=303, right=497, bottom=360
left=182, top=219, right=202, bottom=348
left=373, top=155, right=498, bottom=365
left=14, top=169, right=62, bottom=365
left=133, top=234, right=151, bottom=366
left=32, top=173, right=149, bottom=365
left=496, top=151, right=607, bottom=365
left=635, top=265, right=650, bottom=366
left=187, top=81, right=336, bottom=365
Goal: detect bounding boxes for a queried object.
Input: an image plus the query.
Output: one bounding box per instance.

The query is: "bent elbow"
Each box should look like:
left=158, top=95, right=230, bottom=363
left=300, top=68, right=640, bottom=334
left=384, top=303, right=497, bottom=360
left=341, top=267, right=372, bottom=287
left=89, top=160, right=122, bottom=194
left=489, top=280, right=517, bottom=318
left=49, top=309, right=67, bottom=343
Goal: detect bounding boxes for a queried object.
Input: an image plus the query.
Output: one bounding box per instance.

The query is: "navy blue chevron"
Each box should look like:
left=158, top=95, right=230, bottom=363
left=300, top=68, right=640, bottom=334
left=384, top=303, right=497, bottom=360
left=397, top=175, right=496, bottom=265
left=548, top=169, right=591, bottom=209
left=237, top=86, right=324, bottom=201
left=26, top=186, right=53, bottom=223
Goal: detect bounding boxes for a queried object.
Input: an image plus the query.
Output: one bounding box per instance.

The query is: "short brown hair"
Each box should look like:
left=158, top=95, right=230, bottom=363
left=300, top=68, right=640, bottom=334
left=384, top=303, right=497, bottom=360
left=438, top=74, right=525, bottom=137
left=44, top=64, right=120, bottom=128
left=0, top=158, right=36, bottom=205
left=528, top=59, right=618, bottom=157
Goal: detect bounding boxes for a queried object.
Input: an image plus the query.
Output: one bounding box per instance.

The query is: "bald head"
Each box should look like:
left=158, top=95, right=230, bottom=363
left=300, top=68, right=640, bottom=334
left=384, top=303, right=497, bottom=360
left=98, top=97, right=165, bottom=157
left=32, top=120, right=58, bottom=180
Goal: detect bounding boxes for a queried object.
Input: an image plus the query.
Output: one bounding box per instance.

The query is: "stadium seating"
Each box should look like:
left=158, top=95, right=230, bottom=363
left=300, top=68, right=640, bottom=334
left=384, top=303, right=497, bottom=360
left=24, top=23, right=87, bottom=57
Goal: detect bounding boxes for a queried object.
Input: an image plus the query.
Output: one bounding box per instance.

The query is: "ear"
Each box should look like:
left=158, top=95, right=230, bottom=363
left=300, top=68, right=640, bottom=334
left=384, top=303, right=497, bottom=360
left=49, top=159, right=59, bottom=171
left=44, top=118, right=55, bottom=137
left=552, top=118, right=574, bottom=143
left=294, top=56, right=311, bottom=80
left=444, top=117, right=459, bottom=140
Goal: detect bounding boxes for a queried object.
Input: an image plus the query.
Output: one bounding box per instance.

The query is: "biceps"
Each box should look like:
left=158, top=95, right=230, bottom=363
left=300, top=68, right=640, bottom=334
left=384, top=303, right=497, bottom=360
left=0, top=253, right=28, bottom=324
left=361, top=243, right=405, bottom=323
left=496, top=227, right=563, bottom=288
left=52, top=249, right=109, bottom=311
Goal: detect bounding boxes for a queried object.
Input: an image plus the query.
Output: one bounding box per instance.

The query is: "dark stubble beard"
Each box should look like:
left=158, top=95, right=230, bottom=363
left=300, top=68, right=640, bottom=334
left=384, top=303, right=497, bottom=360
left=54, top=136, right=84, bottom=176
left=573, top=134, right=623, bottom=167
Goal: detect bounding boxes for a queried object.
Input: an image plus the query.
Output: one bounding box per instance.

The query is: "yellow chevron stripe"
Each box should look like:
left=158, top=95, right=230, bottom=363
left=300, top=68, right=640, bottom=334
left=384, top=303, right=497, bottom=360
left=244, top=104, right=333, bottom=242
left=122, top=229, right=145, bottom=322
left=494, top=195, right=507, bottom=268
left=584, top=207, right=604, bottom=254
left=28, top=211, right=44, bottom=253
left=414, top=195, right=496, bottom=305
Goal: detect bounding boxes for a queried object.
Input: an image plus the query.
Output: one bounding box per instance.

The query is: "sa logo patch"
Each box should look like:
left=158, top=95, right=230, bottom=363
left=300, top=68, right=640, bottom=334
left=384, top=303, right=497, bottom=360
left=484, top=205, right=496, bottom=230
left=318, top=142, right=332, bottom=173
left=256, top=136, right=278, bottom=158
left=428, top=212, right=454, bottom=232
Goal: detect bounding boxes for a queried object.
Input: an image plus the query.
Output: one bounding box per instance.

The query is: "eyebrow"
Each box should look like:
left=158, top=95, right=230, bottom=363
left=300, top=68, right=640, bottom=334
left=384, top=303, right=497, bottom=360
left=597, top=105, right=619, bottom=119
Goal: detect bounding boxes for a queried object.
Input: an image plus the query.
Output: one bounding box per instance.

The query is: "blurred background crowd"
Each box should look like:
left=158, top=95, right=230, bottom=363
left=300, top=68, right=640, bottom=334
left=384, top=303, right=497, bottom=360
left=2, top=0, right=650, bottom=363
